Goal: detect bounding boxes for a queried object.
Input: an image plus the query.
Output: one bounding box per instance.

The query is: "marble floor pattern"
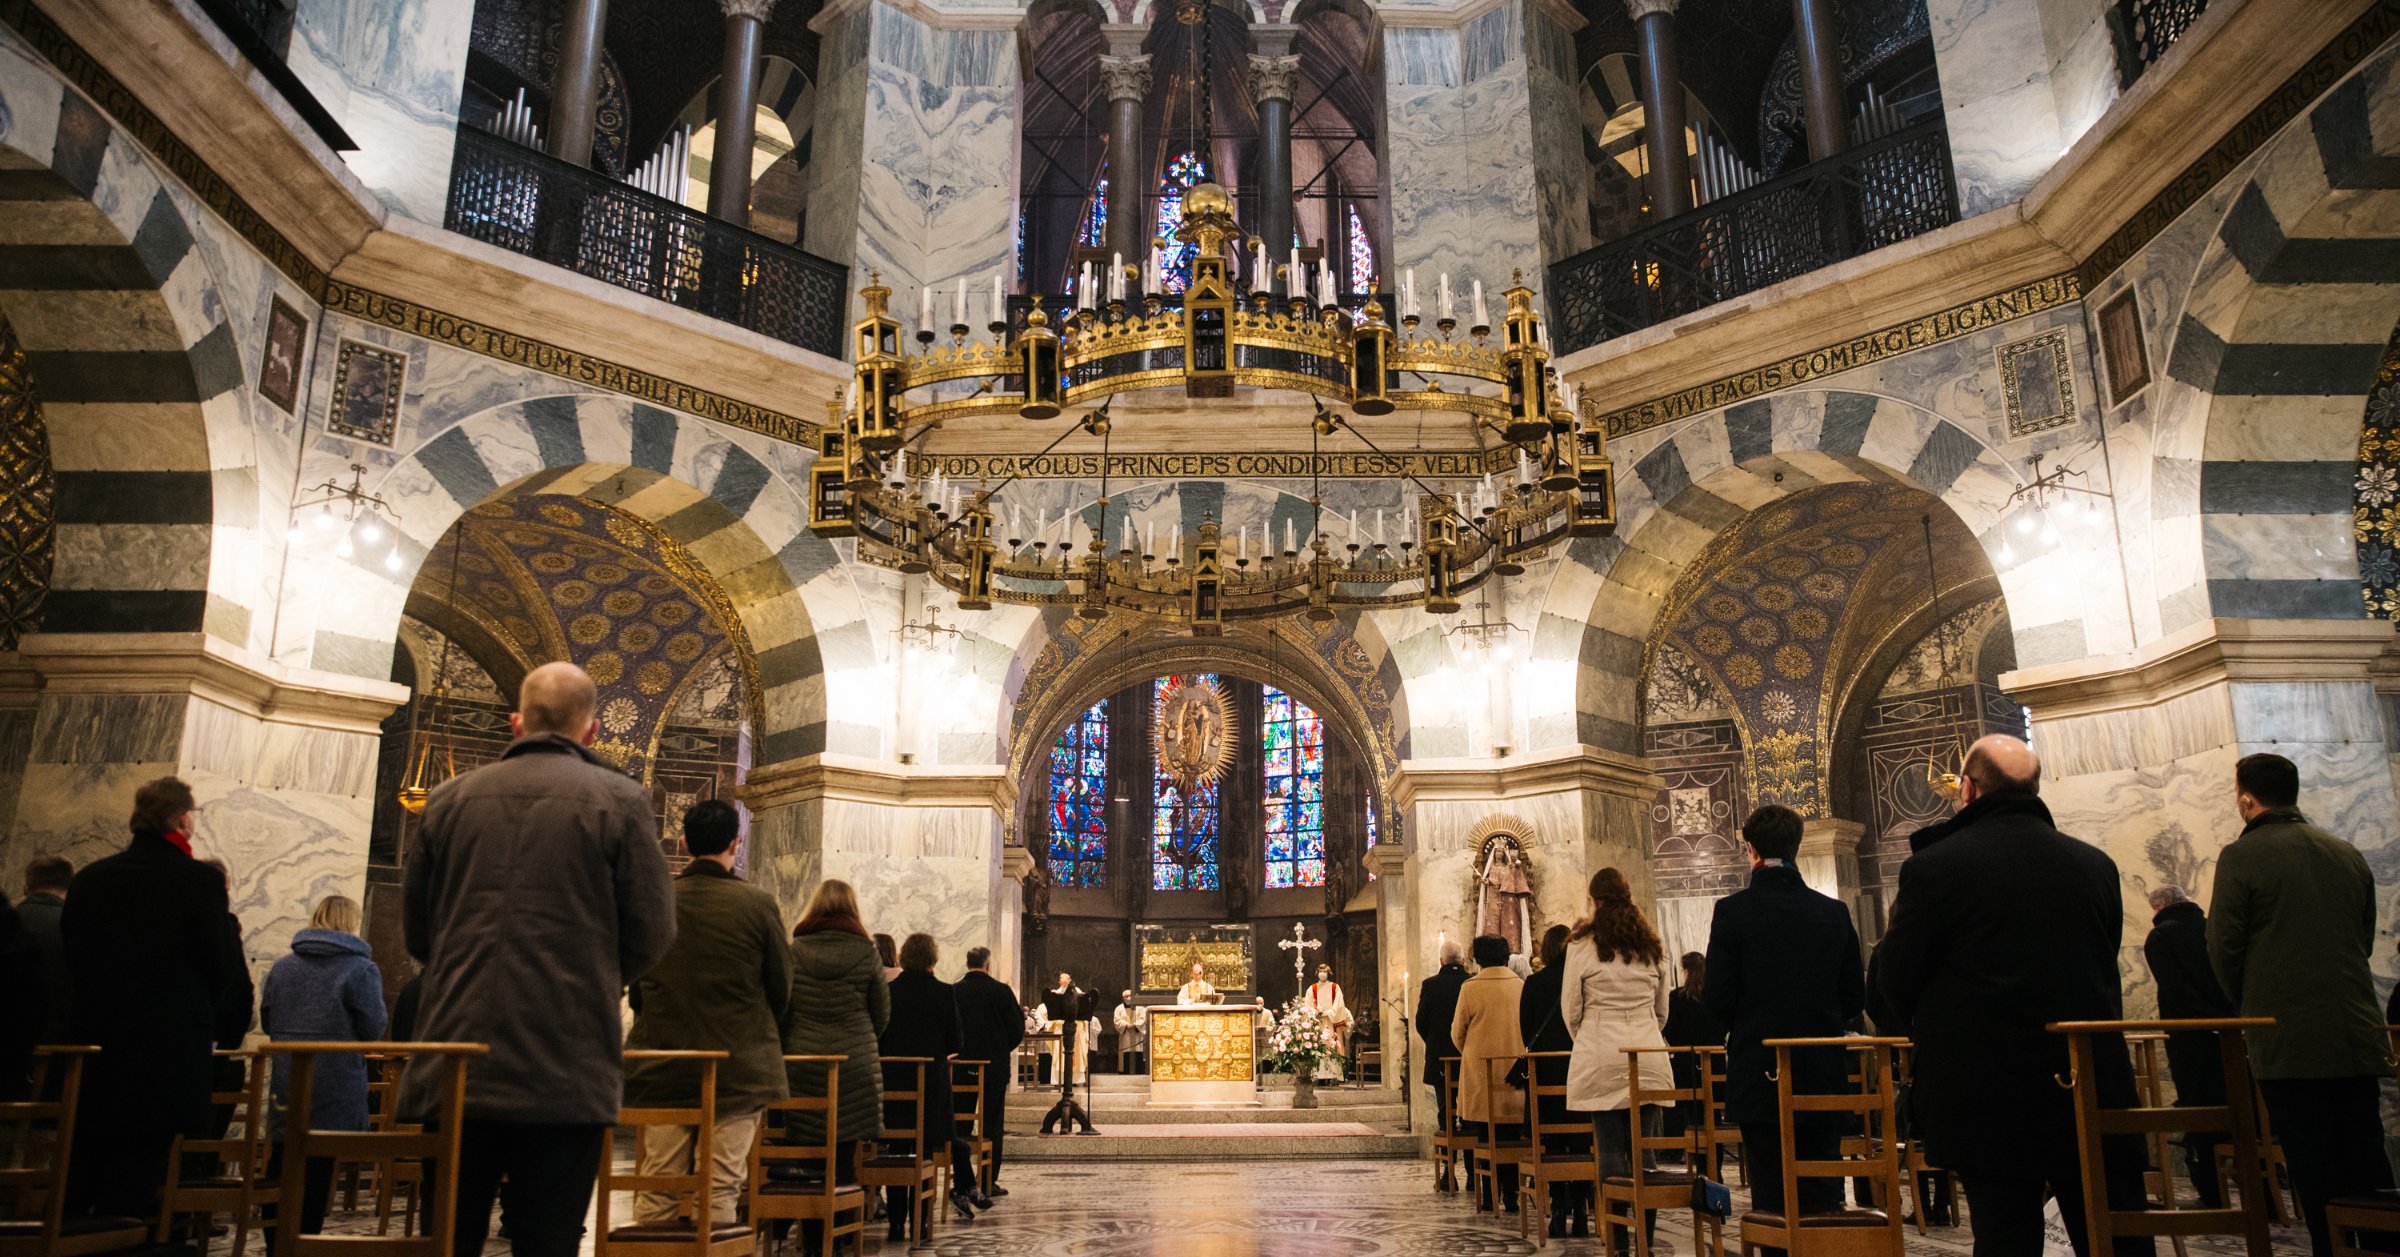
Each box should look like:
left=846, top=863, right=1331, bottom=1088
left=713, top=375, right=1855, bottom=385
left=288, top=1154, right=2321, bottom=1257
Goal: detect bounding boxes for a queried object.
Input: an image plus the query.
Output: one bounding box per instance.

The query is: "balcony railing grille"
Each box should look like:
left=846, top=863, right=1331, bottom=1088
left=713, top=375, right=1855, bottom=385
left=1546, top=120, right=1960, bottom=355
left=2110, top=0, right=2209, bottom=87
left=445, top=126, right=850, bottom=360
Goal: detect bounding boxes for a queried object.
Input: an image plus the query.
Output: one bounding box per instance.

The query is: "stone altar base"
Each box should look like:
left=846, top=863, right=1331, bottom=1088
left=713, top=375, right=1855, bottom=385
left=1007, top=1076, right=1414, bottom=1162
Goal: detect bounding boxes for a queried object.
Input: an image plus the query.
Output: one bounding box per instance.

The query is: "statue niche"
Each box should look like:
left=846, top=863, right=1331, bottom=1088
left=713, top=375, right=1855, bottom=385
left=1474, top=831, right=1535, bottom=959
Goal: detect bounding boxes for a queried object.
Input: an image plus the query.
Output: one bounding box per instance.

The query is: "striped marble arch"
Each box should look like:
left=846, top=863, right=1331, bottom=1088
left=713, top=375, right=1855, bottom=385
left=308, top=394, right=871, bottom=764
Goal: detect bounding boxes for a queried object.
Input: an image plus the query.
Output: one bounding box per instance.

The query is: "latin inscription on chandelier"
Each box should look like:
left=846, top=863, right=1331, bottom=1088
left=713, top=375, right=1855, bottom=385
left=908, top=449, right=1514, bottom=481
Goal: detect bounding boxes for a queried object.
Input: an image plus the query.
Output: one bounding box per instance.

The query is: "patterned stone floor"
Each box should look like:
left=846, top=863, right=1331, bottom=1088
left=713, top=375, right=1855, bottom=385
left=300, top=1154, right=2317, bottom=1256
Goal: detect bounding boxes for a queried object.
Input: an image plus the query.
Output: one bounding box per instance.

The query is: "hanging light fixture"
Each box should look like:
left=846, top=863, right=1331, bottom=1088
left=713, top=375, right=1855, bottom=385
left=293, top=462, right=404, bottom=570
left=397, top=526, right=468, bottom=815
left=807, top=26, right=1613, bottom=627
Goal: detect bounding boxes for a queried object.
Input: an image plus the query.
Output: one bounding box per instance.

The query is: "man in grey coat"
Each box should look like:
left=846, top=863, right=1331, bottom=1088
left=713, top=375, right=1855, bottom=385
left=403, top=662, right=676, bottom=1257
left=2207, top=752, right=2396, bottom=1257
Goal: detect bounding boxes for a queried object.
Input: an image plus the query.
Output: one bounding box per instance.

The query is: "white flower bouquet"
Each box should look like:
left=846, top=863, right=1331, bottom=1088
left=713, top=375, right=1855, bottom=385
left=1261, top=997, right=1346, bottom=1075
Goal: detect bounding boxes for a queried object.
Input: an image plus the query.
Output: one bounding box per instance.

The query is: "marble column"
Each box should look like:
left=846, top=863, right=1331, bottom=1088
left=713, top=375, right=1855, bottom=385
left=1099, top=51, right=1152, bottom=280
left=2004, top=618, right=2400, bottom=1015
left=1627, top=0, right=1691, bottom=219
left=546, top=0, right=610, bottom=167
left=1248, top=45, right=1301, bottom=281
left=0, top=634, right=405, bottom=979
left=742, top=754, right=1014, bottom=980
left=708, top=0, right=778, bottom=227
left=1365, top=844, right=1414, bottom=1115
left=1790, top=0, right=1849, bottom=162
left=1797, top=816, right=1865, bottom=921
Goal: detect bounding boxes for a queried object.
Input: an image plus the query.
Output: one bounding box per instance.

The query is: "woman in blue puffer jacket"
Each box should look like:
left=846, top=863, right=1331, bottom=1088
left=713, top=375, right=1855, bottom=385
left=261, top=894, right=387, bottom=1235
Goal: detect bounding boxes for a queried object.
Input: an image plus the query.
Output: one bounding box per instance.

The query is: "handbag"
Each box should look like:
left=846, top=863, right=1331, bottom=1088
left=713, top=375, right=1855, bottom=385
left=1505, top=1005, right=1561, bottom=1090
left=1690, top=1175, right=1732, bottom=1219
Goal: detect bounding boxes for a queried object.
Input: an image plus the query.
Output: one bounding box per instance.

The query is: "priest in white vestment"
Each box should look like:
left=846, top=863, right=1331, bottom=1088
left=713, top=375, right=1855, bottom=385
left=1302, top=963, right=1353, bottom=1081
left=1176, top=960, right=1221, bottom=1004
left=1114, top=990, right=1147, bottom=1072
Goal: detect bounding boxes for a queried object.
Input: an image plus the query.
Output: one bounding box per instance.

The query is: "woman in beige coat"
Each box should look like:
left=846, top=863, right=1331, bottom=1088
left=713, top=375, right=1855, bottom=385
left=1452, top=933, right=1529, bottom=1211
left=1562, top=868, right=1676, bottom=1244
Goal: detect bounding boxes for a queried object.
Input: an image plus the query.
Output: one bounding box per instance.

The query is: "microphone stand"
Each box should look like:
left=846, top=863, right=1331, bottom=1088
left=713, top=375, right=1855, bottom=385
left=1040, top=1001, right=1099, bottom=1135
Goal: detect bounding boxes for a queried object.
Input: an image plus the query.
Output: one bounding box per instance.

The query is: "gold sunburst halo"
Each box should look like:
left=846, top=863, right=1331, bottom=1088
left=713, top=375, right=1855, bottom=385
left=1154, top=674, right=1235, bottom=789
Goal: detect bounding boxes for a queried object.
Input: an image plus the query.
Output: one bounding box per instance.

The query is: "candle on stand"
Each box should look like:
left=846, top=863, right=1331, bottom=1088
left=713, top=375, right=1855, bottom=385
left=1122, top=516, right=1135, bottom=552
left=954, top=275, right=968, bottom=327
left=992, top=273, right=1005, bottom=325
left=1078, top=263, right=1094, bottom=305
left=1146, top=521, right=1155, bottom=557
left=1238, top=527, right=1248, bottom=561
left=1375, top=508, right=1385, bottom=546
left=1035, top=508, right=1047, bottom=542
left=1471, top=279, right=1488, bottom=328
left=1289, top=247, right=1303, bottom=298
left=1402, top=269, right=1417, bottom=319
left=1171, top=522, right=1182, bottom=558
left=1438, top=272, right=1454, bottom=323
left=1319, top=261, right=1336, bottom=307
left=1348, top=509, right=1359, bottom=544
left=1251, top=242, right=1268, bottom=292
left=1284, top=518, right=1296, bottom=554
left=1110, top=251, right=1125, bottom=303
left=1519, top=449, right=1534, bottom=486
left=920, top=285, right=934, bottom=333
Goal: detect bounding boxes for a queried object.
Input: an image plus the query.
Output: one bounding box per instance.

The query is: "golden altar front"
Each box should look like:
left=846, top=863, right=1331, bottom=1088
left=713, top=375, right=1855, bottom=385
left=1146, top=1005, right=1260, bottom=1107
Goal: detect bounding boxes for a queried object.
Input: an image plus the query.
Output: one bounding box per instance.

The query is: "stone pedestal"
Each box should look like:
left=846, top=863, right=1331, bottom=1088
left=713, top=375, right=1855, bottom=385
left=1365, top=844, right=1412, bottom=1102
left=0, top=633, right=405, bottom=972
left=741, top=752, right=1013, bottom=979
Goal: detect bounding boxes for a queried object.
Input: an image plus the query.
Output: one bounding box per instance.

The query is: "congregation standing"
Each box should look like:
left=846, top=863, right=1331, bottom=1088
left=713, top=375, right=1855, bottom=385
left=1418, top=736, right=2400, bottom=1257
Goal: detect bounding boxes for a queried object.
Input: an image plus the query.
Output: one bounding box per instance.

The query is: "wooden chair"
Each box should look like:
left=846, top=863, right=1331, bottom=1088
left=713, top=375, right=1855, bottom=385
left=2212, top=1080, right=2295, bottom=1225
left=2328, top=1192, right=2400, bottom=1257
left=0, top=1046, right=152, bottom=1257
left=595, top=1050, right=756, bottom=1257
left=1468, top=1056, right=1533, bottom=1215
left=951, top=1060, right=990, bottom=1197
left=1432, top=1057, right=1471, bottom=1193
left=857, top=1057, right=942, bottom=1244
left=1734, top=1037, right=1904, bottom=1257
left=1700, top=1047, right=1744, bottom=1187
left=265, top=1041, right=484, bottom=1257
left=359, top=1053, right=426, bottom=1238
left=1600, top=1047, right=1725, bottom=1257
left=2048, top=1018, right=2274, bottom=1257
left=1515, top=1051, right=1597, bottom=1248
left=337, top=1052, right=402, bottom=1217
left=156, top=1049, right=279, bottom=1256
left=749, top=1056, right=865, bottom=1257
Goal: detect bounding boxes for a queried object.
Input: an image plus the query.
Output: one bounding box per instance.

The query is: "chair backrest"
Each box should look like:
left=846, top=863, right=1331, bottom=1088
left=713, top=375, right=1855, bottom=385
left=268, top=1041, right=487, bottom=1257
left=1762, top=1036, right=1905, bottom=1240
left=879, top=1057, right=934, bottom=1162
left=952, top=1061, right=987, bottom=1140
left=1480, top=1056, right=1526, bottom=1153
left=2047, top=1018, right=2275, bottom=1257
left=606, top=1050, right=730, bottom=1230
left=0, top=1047, right=97, bottom=1235
left=1520, top=1051, right=1583, bottom=1145
left=172, top=1049, right=272, bottom=1179
left=1438, top=1056, right=1463, bottom=1135
left=1622, top=1045, right=1711, bottom=1182
left=754, top=1056, right=844, bottom=1207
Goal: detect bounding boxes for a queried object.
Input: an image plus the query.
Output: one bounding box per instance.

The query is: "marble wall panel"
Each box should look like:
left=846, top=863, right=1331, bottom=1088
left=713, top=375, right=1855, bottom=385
left=1382, top=10, right=1544, bottom=317
left=1925, top=0, right=2116, bottom=215
left=285, top=0, right=474, bottom=224
left=753, top=795, right=1004, bottom=980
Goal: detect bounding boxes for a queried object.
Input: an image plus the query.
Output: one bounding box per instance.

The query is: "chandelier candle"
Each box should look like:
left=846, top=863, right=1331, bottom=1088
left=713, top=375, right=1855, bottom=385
left=1290, top=247, right=1303, bottom=298
left=954, top=275, right=969, bottom=329
left=991, top=273, right=1005, bottom=325
left=1472, top=279, right=1489, bottom=329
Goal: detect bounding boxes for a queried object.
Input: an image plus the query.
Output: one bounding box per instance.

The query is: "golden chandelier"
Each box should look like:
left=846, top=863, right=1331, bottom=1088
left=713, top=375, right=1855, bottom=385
left=806, top=182, right=1617, bottom=630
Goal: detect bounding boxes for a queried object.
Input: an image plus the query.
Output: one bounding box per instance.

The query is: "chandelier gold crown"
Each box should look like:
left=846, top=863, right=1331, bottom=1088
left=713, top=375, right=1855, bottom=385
left=807, top=184, right=1616, bottom=631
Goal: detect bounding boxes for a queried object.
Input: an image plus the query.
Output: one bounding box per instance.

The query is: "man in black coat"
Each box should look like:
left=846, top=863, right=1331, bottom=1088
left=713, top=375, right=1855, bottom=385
left=60, top=776, right=252, bottom=1220
left=1414, top=941, right=1470, bottom=1135
left=1703, top=804, right=1864, bottom=1254
left=18, top=856, right=70, bottom=1044
left=879, top=933, right=984, bottom=1231
left=1876, top=736, right=2151, bottom=1257
left=954, top=947, right=1025, bottom=1197
left=2142, top=886, right=2234, bottom=1207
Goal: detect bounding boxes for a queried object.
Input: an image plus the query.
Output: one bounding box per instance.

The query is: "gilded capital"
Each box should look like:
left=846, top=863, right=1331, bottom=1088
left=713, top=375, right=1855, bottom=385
left=1623, top=0, right=1676, bottom=18
left=1099, top=54, right=1153, bottom=103
left=1246, top=53, right=1301, bottom=104
left=722, top=0, right=779, bottom=19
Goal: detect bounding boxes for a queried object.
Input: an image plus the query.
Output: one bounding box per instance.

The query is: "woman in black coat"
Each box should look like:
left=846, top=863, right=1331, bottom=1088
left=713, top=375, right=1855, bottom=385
left=879, top=933, right=982, bottom=1231
left=1518, top=925, right=1589, bottom=1237
left=1661, top=951, right=1727, bottom=1137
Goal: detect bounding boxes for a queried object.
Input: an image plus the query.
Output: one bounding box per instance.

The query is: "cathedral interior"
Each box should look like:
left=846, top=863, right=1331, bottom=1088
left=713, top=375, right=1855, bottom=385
left=4, top=0, right=2400, bottom=1235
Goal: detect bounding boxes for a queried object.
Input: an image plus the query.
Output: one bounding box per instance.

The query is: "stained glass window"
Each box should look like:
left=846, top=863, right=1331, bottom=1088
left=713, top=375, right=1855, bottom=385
left=1346, top=204, right=1375, bottom=295
left=1366, top=796, right=1378, bottom=847
left=1152, top=673, right=1222, bottom=890
left=1047, top=699, right=1109, bottom=887
left=1154, top=152, right=1210, bottom=294
left=1262, top=684, right=1326, bottom=888
left=1078, top=177, right=1109, bottom=248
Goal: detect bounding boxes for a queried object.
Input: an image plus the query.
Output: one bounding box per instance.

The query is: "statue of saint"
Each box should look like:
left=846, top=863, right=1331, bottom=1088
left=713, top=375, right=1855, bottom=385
left=1476, top=837, right=1533, bottom=957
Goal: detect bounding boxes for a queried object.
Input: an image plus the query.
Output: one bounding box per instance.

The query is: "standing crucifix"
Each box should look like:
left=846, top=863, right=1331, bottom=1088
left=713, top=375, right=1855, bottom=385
left=1277, top=921, right=1321, bottom=986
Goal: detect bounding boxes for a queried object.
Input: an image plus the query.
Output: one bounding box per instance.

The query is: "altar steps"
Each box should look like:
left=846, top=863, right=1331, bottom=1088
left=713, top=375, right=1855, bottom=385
left=1002, top=1077, right=1419, bottom=1161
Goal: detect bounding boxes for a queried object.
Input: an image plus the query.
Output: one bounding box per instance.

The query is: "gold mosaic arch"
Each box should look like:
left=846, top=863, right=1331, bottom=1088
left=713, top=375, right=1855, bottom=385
left=593, top=504, right=769, bottom=756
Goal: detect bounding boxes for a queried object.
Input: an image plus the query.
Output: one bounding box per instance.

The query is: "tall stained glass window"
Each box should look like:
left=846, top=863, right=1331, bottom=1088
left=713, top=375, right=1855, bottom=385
left=1152, top=673, right=1222, bottom=890
left=1078, top=176, right=1109, bottom=248
left=1262, top=684, right=1326, bottom=888
left=1153, top=153, right=1210, bottom=294
left=1346, top=204, right=1376, bottom=295
left=1047, top=699, right=1109, bottom=887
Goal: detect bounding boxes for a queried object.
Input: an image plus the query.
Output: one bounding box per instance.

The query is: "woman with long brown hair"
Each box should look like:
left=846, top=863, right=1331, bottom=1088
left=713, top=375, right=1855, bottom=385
left=781, top=880, right=887, bottom=1187
left=1562, top=868, right=1675, bottom=1248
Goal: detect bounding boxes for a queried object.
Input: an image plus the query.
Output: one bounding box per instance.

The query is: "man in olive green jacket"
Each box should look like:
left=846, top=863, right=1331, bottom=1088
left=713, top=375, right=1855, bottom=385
left=2206, top=753, right=2395, bottom=1257
left=624, top=800, right=794, bottom=1224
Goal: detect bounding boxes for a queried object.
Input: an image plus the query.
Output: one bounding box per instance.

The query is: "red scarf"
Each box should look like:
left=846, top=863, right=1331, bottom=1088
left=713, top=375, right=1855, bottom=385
left=161, top=829, right=193, bottom=856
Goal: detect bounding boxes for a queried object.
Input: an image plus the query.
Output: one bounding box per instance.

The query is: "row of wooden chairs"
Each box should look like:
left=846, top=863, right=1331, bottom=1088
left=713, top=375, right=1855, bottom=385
left=3, top=1046, right=1001, bottom=1257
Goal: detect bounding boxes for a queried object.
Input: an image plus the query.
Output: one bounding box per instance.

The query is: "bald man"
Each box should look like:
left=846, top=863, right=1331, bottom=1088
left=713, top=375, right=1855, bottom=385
left=401, top=661, right=675, bottom=1257
left=1876, top=736, right=2149, bottom=1257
